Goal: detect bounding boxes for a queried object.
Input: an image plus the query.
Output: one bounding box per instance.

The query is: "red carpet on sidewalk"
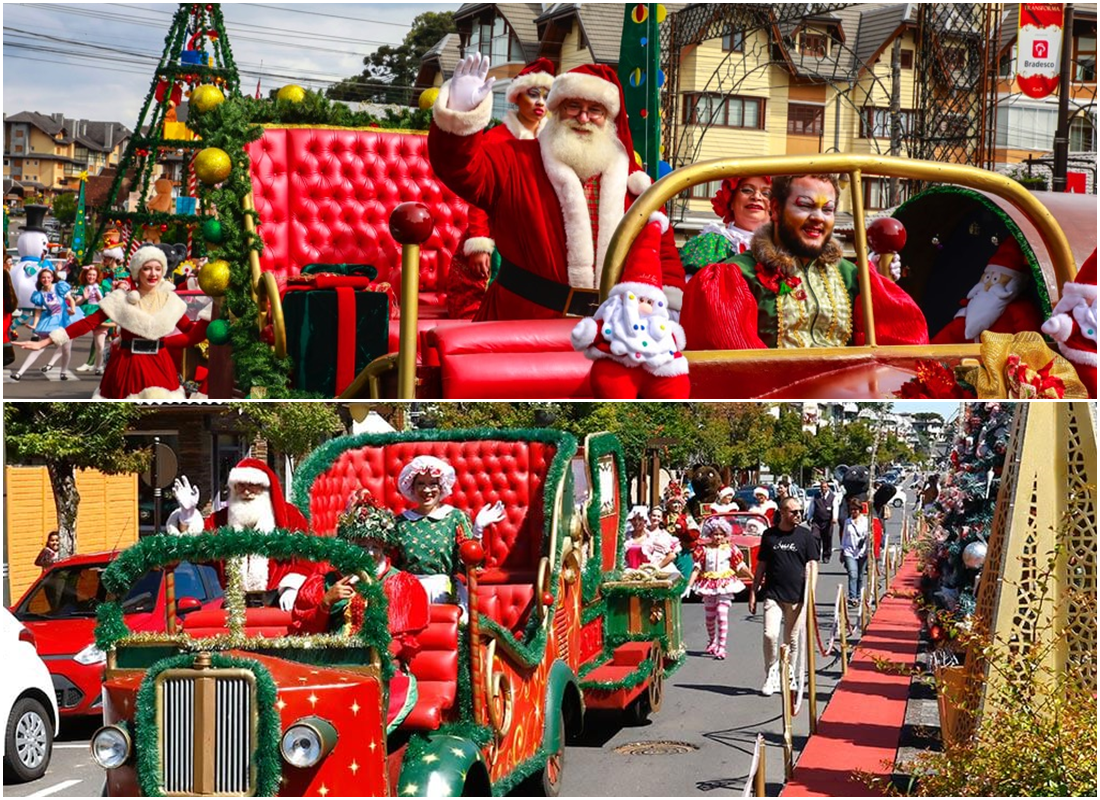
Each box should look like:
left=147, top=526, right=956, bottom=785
left=781, top=552, right=923, bottom=798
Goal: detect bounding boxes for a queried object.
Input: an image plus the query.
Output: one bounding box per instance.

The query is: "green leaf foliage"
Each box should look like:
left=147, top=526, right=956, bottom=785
left=228, top=402, right=345, bottom=461
left=4, top=403, right=151, bottom=473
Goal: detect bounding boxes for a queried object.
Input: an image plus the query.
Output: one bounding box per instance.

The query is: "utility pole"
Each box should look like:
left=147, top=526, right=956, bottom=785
left=1051, top=3, right=1075, bottom=191
left=889, top=36, right=903, bottom=206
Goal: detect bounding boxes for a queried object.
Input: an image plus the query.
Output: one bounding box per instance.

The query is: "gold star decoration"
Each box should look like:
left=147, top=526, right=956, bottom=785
left=349, top=760, right=359, bottom=775
left=318, top=784, right=329, bottom=797
left=307, top=692, right=319, bottom=708
left=276, top=698, right=287, bottom=711
left=422, top=753, right=439, bottom=764
left=450, top=747, right=465, bottom=758
left=402, top=783, right=419, bottom=796
left=368, top=739, right=378, bottom=751
left=350, top=700, right=360, bottom=716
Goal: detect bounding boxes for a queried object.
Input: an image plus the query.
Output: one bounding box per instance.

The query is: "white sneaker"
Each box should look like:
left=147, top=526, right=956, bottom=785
left=761, top=664, right=781, bottom=696
left=76, top=363, right=94, bottom=372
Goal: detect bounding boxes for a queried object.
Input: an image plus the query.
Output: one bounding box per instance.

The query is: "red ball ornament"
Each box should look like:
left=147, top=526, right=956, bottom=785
left=160, top=224, right=168, bottom=232
left=459, top=539, right=484, bottom=566
left=867, top=217, right=907, bottom=254
left=541, top=592, right=554, bottom=607
left=260, top=324, right=275, bottom=346
left=930, top=625, right=943, bottom=641
left=389, top=202, right=433, bottom=245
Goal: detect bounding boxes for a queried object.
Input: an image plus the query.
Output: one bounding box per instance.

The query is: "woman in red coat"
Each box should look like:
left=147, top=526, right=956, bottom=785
left=16, top=246, right=208, bottom=398
left=445, top=58, right=555, bottom=319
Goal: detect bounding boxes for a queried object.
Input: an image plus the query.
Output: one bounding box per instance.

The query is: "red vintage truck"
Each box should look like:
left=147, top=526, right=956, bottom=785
left=91, top=428, right=684, bottom=796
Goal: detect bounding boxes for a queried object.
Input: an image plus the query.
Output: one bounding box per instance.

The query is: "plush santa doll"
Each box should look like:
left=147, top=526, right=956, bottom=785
left=1041, top=250, right=1096, bottom=397
left=571, top=213, right=690, bottom=398
left=205, top=458, right=316, bottom=610
left=932, top=238, right=1044, bottom=343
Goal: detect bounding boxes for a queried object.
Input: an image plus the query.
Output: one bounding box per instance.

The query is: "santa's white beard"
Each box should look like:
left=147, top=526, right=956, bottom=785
left=542, top=115, right=623, bottom=181
left=227, top=490, right=277, bottom=532
left=963, top=280, right=1020, bottom=340
left=1074, top=298, right=1098, bottom=344
left=595, top=291, right=681, bottom=370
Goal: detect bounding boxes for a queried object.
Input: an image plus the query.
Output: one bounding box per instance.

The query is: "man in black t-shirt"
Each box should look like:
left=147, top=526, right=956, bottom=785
left=749, top=495, right=820, bottom=696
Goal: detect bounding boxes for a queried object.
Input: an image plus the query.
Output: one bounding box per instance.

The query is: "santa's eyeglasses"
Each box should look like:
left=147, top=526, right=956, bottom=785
left=235, top=482, right=266, bottom=496
left=562, top=101, right=607, bottom=121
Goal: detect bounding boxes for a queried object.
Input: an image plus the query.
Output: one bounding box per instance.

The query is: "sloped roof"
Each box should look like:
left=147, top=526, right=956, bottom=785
left=420, top=32, right=464, bottom=76
left=537, top=3, right=688, bottom=64
left=854, top=2, right=916, bottom=69
left=456, top=3, right=544, bottom=61
left=5, top=111, right=130, bottom=152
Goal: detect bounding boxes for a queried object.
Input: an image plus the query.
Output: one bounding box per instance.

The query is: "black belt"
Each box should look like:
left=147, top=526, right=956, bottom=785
left=119, top=338, right=162, bottom=354
left=495, top=256, right=601, bottom=317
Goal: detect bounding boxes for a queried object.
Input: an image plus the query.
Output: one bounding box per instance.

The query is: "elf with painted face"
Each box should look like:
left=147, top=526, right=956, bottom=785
left=680, top=174, right=929, bottom=351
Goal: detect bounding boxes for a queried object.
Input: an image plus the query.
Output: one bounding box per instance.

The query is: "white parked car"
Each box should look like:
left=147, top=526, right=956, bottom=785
left=1, top=607, right=58, bottom=783
left=891, top=488, right=908, bottom=508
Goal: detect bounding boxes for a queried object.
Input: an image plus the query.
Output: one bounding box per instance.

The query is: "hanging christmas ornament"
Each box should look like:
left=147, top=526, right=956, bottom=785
left=201, top=217, right=225, bottom=244
left=418, top=87, right=440, bottom=110
left=206, top=318, right=231, bottom=345
left=195, top=147, right=232, bottom=185
left=198, top=258, right=232, bottom=296
left=190, top=84, right=225, bottom=114
left=990, top=234, right=1000, bottom=247
left=961, top=540, right=987, bottom=569
left=276, top=84, right=307, bottom=103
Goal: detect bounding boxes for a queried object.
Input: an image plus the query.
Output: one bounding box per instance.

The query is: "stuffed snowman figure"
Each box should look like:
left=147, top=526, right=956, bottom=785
left=12, top=204, right=51, bottom=315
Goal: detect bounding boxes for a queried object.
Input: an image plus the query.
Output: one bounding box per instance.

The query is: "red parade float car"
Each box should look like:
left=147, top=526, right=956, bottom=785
left=237, top=125, right=1094, bottom=399
left=92, top=429, right=683, bottom=796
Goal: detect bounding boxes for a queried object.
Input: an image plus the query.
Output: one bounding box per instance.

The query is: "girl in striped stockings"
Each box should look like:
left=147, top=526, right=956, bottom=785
left=692, top=517, right=754, bottom=660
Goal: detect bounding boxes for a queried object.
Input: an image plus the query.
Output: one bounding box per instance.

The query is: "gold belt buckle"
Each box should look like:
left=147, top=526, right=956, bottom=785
left=563, top=288, right=601, bottom=318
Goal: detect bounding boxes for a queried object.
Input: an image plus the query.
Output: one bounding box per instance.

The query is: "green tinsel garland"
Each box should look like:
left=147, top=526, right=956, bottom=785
left=584, top=433, right=629, bottom=605
left=134, top=652, right=280, bottom=797
left=579, top=657, right=656, bottom=692
left=95, top=529, right=391, bottom=671
left=489, top=749, right=551, bottom=797
left=599, top=575, right=686, bottom=602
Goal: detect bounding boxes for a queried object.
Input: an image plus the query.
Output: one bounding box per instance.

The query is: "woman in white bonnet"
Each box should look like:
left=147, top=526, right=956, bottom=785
left=395, top=455, right=506, bottom=606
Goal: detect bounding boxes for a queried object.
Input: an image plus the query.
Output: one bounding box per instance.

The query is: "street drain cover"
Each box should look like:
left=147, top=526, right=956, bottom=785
left=614, top=741, right=699, bottom=756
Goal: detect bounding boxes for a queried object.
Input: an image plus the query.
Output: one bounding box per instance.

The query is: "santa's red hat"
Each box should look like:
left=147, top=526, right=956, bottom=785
left=506, top=58, right=556, bottom=104
left=1042, top=249, right=1097, bottom=396
left=229, top=458, right=298, bottom=528
left=984, top=237, right=1029, bottom=282
left=614, top=213, right=669, bottom=301
left=547, top=63, right=653, bottom=197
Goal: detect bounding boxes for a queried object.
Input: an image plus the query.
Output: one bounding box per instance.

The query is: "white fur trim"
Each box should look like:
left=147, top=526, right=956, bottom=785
left=432, top=79, right=494, bottom=137
left=547, top=73, right=620, bottom=119
left=628, top=171, right=653, bottom=197
left=127, top=386, right=187, bottom=401
left=1061, top=346, right=1097, bottom=367
left=197, top=301, right=214, bottom=322
left=229, top=466, right=271, bottom=487
left=571, top=316, right=598, bottom=350
left=649, top=211, right=669, bottom=233
left=463, top=237, right=496, bottom=256
left=648, top=354, right=689, bottom=378
left=663, top=285, right=683, bottom=312
left=97, top=284, right=187, bottom=341
left=101, top=247, right=124, bottom=261
left=130, top=246, right=168, bottom=277
left=1059, top=280, right=1097, bottom=306
left=127, top=291, right=142, bottom=305
left=613, top=281, right=665, bottom=300
left=501, top=110, right=544, bottom=140
left=506, top=71, right=555, bottom=104
left=49, top=327, right=71, bottom=347
left=539, top=133, right=630, bottom=290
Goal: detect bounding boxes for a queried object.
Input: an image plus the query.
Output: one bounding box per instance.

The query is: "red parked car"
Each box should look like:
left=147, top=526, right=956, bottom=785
left=9, top=551, right=224, bottom=717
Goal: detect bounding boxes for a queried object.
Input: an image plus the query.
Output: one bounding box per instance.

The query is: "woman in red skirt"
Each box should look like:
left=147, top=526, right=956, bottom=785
left=16, top=246, right=208, bottom=399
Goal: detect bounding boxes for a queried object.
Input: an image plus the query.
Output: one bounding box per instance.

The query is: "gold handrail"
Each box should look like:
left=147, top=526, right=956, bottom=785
left=683, top=341, right=984, bottom=364
left=602, top=154, right=1077, bottom=319
left=338, top=353, right=399, bottom=399
left=241, top=192, right=287, bottom=360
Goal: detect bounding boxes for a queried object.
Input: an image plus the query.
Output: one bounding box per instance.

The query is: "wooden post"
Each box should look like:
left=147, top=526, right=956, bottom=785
left=780, top=644, right=794, bottom=779
left=753, top=734, right=767, bottom=797
left=805, top=578, right=818, bottom=733
left=165, top=568, right=177, bottom=635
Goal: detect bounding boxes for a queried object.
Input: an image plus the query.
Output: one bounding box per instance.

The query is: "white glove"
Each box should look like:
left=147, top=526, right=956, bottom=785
left=474, top=501, right=506, bottom=535
left=448, top=53, right=496, bottom=113
left=277, top=573, right=306, bottom=612
left=171, top=476, right=200, bottom=513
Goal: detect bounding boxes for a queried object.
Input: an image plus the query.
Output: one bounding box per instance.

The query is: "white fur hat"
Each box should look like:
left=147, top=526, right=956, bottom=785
left=130, top=245, right=167, bottom=277
left=101, top=247, right=125, bottom=262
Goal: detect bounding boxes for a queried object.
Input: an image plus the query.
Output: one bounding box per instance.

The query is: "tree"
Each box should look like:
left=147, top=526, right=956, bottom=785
left=4, top=404, right=151, bottom=558
left=230, top=403, right=346, bottom=463
left=51, top=192, right=77, bottom=227
left=327, top=12, right=457, bottom=104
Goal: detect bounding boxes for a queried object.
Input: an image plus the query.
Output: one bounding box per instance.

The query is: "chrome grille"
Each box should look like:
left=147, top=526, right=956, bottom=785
left=160, top=672, right=254, bottom=796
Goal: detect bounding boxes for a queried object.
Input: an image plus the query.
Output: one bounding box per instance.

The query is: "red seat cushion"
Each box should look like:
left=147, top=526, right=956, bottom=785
left=403, top=604, right=461, bottom=731
left=475, top=584, right=535, bottom=634
left=181, top=607, right=291, bottom=638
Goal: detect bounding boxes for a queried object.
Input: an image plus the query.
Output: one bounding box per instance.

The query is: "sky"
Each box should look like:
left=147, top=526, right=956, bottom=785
left=2, top=2, right=461, bottom=123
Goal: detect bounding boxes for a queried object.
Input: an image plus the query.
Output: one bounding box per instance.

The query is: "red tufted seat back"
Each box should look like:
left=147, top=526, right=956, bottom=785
left=247, top=127, right=470, bottom=294
left=307, top=440, right=554, bottom=573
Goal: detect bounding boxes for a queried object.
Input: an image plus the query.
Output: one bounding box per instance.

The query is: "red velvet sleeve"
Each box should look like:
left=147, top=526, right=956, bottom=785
left=465, top=206, right=492, bottom=243
left=681, top=263, right=769, bottom=351
left=428, top=123, right=510, bottom=213
left=853, top=270, right=930, bottom=346
left=162, top=314, right=210, bottom=349
left=289, top=572, right=331, bottom=635
left=59, top=308, right=110, bottom=341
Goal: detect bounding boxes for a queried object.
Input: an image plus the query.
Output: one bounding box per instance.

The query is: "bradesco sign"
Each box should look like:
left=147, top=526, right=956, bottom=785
left=1016, top=2, right=1065, bottom=99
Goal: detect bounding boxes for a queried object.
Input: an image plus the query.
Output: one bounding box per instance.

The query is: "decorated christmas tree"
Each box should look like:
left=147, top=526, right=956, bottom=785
left=921, top=403, right=1014, bottom=629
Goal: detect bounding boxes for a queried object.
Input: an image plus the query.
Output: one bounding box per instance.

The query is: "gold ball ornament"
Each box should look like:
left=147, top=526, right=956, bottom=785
left=198, top=259, right=232, bottom=297
left=276, top=84, right=307, bottom=103
left=418, top=87, right=440, bottom=110
left=195, top=147, right=232, bottom=185
left=190, top=84, right=225, bottom=113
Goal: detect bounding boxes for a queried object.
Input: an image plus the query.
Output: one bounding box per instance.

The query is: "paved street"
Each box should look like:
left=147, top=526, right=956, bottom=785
left=4, top=512, right=909, bottom=797
left=4, top=336, right=98, bottom=399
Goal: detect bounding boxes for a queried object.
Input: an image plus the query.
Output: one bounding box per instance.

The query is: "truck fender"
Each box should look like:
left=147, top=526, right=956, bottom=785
left=396, top=735, right=488, bottom=798
left=544, top=659, right=584, bottom=746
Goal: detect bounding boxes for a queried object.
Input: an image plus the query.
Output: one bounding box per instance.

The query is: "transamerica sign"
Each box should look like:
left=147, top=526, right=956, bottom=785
left=1016, top=3, right=1065, bottom=99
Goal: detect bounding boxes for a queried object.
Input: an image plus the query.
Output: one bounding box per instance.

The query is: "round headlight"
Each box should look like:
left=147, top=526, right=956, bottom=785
left=91, top=725, right=131, bottom=769
left=281, top=724, right=323, bottom=768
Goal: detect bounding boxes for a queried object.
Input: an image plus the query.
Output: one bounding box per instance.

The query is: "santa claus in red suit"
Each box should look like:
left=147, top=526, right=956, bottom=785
left=1041, top=250, right=1097, bottom=397
left=932, top=237, right=1044, bottom=344
left=571, top=213, right=690, bottom=398
left=446, top=58, right=555, bottom=320
left=204, top=458, right=315, bottom=611
left=429, top=53, right=686, bottom=322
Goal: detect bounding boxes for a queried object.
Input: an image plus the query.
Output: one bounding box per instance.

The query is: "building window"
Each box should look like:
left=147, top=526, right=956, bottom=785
left=864, top=178, right=913, bottom=210
left=1070, top=114, right=1095, bottom=152
left=682, top=93, right=765, bottom=129
left=13, top=129, right=24, bottom=139
left=800, top=31, right=828, bottom=58
left=722, top=26, right=744, bottom=53
left=14, top=144, right=23, bottom=154
left=942, top=46, right=967, bottom=74
left=788, top=103, right=824, bottom=136
left=900, top=48, right=914, bottom=69
left=491, top=89, right=509, bottom=121
left=472, top=15, right=524, bottom=64
left=998, top=45, right=1016, bottom=78
left=1074, top=34, right=1096, bottom=82
left=689, top=179, right=723, bottom=200
left=860, top=107, right=917, bottom=139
